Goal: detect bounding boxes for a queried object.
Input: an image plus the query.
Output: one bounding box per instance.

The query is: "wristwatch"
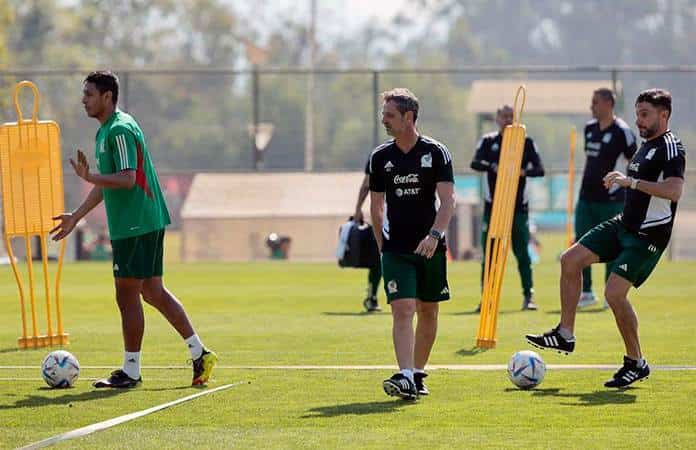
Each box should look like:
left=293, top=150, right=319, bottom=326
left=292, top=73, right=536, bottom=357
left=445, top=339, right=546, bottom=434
left=429, top=229, right=443, bottom=240
left=629, top=177, right=639, bottom=190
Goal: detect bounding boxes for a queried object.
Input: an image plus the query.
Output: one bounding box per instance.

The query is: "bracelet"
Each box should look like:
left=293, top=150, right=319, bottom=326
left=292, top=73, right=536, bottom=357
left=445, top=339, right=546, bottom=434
left=630, top=177, right=639, bottom=190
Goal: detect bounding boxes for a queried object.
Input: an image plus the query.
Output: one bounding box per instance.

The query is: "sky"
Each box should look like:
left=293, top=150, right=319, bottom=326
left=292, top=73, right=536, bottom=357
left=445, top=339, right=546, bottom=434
left=230, top=0, right=407, bottom=42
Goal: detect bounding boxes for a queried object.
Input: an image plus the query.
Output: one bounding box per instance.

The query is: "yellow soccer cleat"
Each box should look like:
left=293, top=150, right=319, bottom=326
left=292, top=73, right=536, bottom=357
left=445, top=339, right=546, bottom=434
left=192, top=349, right=218, bottom=386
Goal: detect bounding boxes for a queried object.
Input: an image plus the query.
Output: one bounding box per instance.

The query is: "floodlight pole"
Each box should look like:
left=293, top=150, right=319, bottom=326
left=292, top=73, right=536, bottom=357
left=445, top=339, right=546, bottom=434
left=304, top=0, right=316, bottom=172
left=252, top=65, right=260, bottom=171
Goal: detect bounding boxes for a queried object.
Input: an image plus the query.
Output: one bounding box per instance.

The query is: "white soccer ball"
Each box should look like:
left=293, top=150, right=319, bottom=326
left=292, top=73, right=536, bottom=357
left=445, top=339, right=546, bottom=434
left=507, top=350, right=545, bottom=389
left=41, top=350, right=80, bottom=388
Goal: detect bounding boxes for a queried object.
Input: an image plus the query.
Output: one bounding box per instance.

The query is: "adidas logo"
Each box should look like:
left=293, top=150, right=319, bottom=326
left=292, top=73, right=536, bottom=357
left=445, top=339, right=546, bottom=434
left=385, top=161, right=394, bottom=172
left=113, top=263, right=120, bottom=271
left=440, top=287, right=449, bottom=295
left=619, top=263, right=628, bottom=271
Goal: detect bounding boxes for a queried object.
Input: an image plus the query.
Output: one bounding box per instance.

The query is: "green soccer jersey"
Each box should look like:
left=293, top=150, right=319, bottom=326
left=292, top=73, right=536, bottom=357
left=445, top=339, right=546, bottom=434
left=94, top=109, right=170, bottom=240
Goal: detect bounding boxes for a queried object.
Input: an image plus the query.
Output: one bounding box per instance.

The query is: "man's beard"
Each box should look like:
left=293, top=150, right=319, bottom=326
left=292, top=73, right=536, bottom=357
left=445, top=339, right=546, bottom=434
left=640, top=123, right=658, bottom=138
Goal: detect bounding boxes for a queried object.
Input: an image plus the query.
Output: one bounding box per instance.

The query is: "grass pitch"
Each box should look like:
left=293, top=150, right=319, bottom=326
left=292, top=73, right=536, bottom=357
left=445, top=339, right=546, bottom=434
left=1, top=233, right=695, bottom=449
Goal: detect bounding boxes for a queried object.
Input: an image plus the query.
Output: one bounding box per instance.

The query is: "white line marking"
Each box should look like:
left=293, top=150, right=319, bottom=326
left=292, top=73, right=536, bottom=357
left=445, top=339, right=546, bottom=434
left=2, top=365, right=695, bottom=371
left=17, top=382, right=243, bottom=450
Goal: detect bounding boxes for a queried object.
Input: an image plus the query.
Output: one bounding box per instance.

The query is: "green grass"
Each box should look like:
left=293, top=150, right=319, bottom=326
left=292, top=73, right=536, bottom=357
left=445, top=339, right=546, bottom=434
left=1, top=233, right=695, bottom=449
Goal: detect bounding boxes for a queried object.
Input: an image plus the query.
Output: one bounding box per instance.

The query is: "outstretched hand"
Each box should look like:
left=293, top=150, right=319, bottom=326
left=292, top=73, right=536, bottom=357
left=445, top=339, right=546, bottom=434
left=70, top=149, right=91, bottom=182
left=50, top=213, right=78, bottom=241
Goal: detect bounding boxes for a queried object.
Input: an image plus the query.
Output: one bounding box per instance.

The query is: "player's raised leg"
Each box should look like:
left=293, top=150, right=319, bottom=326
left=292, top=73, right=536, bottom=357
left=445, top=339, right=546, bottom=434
left=526, top=242, right=598, bottom=354
left=141, top=277, right=218, bottom=385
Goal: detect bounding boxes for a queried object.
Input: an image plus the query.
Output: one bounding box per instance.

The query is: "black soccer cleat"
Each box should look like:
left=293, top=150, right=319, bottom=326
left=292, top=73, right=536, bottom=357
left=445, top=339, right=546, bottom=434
left=363, top=296, right=382, bottom=313
left=383, top=373, right=417, bottom=400
left=525, top=326, right=575, bottom=354
left=414, top=372, right=429, bottom=396
left=93, top=369, right=142, bottom=388
left=604, top=356, right=650, bottom=388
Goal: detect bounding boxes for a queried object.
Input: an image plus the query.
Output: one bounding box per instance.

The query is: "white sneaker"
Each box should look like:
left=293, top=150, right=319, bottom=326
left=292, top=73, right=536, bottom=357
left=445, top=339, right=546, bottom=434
left=577, top=292, right=598, bottom=309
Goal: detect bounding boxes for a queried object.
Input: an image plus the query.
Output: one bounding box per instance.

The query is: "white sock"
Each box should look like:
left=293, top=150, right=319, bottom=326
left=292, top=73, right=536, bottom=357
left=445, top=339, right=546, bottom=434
left=414, top=368, right=425, bottom=375
left=400, top=368, right=414, bottom=383
left=123, top=351, right=141, bottom=379
left=185, top=334, right=204, bottom=360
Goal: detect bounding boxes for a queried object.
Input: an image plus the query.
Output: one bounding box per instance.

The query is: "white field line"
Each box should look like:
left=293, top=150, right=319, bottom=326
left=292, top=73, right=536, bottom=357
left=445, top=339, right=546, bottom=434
left=16, top=382, right=244, bottom=450
left=2, top=364, right=695, bottom=371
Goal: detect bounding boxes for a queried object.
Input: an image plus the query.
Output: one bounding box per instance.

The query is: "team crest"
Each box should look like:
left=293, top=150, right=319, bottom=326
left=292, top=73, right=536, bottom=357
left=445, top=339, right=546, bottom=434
left=421, top=154, right=432, bottom=168
left=492, top=143, right=499, bottom=152
left=387, top=280, right=398, bottom=294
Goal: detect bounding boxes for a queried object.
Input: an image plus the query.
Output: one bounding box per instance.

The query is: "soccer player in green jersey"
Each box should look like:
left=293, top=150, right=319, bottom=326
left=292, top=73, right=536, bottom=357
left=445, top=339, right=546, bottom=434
left=51, top=71, right=217, bottom=388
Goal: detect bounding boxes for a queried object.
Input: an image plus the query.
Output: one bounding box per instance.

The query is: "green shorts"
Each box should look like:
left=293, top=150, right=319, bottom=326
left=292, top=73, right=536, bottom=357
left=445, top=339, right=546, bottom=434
left=111, top=229, right=165, bottom=279
left=574, top=198, right=623, bottom=242
left=381, top=251, right=450, bottom=303
left=578, top=218, right=663, bottom=288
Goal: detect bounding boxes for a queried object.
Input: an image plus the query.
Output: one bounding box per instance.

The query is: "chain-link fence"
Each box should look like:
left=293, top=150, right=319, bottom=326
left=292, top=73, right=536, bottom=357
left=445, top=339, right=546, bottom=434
left=1, top=67, right=694, bottom=250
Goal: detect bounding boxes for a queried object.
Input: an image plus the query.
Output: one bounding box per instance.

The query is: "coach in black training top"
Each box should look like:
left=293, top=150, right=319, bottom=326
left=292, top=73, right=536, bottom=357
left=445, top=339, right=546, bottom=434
left=471, top=104, right=545, bottom=311
left=369, top=88, right=455, bottom=400
left=527, top=89, right=686, bottom=389
left=576, top=88, right=638, bottom=308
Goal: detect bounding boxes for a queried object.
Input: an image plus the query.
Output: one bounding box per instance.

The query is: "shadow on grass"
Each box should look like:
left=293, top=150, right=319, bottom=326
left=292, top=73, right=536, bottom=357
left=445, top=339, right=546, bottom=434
left=545, top=308, right=608, bottom=315
left=456, top=346, right=489, bottom=357
left=505, top=387, right=637, bottom=406
left=0, top=388, right=126, bottom=410
left=302, top=399, right=416, bottom=418
left=0, top=347, right=26, bottom=354
left=322, top=312, right=389, bottom=317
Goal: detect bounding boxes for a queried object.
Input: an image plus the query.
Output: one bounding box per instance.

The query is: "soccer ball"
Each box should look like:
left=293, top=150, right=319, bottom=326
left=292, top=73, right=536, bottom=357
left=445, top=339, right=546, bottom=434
left=41, top=350, right=80, bottom=388
left=507, top=350, right=545, bottom=389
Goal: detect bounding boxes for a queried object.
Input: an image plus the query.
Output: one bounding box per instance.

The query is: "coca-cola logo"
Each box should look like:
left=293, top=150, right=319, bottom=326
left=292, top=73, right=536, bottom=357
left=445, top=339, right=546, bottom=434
left=393, top=174, right=419, bottom=184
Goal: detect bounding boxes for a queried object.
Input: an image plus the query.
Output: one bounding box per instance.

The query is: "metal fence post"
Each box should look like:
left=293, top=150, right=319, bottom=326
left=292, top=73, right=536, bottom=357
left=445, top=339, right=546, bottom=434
left=372, top=71, right=379, bottom=148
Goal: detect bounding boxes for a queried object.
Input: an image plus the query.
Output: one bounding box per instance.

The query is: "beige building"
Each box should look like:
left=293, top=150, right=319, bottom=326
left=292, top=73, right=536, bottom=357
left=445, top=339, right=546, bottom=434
left=180, top=172, right=477, bottom=261
left=181, top=172, right=368, bottom=261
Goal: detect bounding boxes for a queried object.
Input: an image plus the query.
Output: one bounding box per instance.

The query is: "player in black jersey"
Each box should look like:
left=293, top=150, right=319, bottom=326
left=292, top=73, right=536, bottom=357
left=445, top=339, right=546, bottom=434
left=526, top=89, right=686, bottom=388
left=369, top=88, right=455, bottom=399
left=352, top=157, right=382, bottom=312
left=576, top=88, right=637, bottom=309
left=471, top=105, right=545, bottom=311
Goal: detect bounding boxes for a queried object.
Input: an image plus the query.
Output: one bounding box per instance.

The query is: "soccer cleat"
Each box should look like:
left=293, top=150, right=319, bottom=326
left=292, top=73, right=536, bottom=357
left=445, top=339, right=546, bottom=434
left=192, top=348, right=218, bottom=386
left=363, top=296, right=382, bottom=313
left=382, top=373, right=418, bottom=400
left=414, top=372, right=429, bottom=396
left=604, top=356, right=650, bottom=388
left=93, top=369, right=141, bottom=388
left=474, top=303, right=481, bottom=313
left=525, top=326, right=575, bottom=354
left=522, top=294, right=538, bottom=311
left=577, top=292, right=598, bottom=309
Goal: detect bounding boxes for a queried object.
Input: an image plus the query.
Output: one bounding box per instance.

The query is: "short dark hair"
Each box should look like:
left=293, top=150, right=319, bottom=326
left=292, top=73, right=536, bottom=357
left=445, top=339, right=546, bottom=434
left=381, top=88, right=419, bottom=122
left=84, top=71, right=119, bottom=105
left=593, top=87, right=616, bottom=107
left=635, top=88, right=672, bottom=118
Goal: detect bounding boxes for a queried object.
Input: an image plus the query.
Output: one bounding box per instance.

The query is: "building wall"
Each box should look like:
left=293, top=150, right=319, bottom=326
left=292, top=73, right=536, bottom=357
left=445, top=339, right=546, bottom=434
left=182, top=216, right=352, bottom=261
